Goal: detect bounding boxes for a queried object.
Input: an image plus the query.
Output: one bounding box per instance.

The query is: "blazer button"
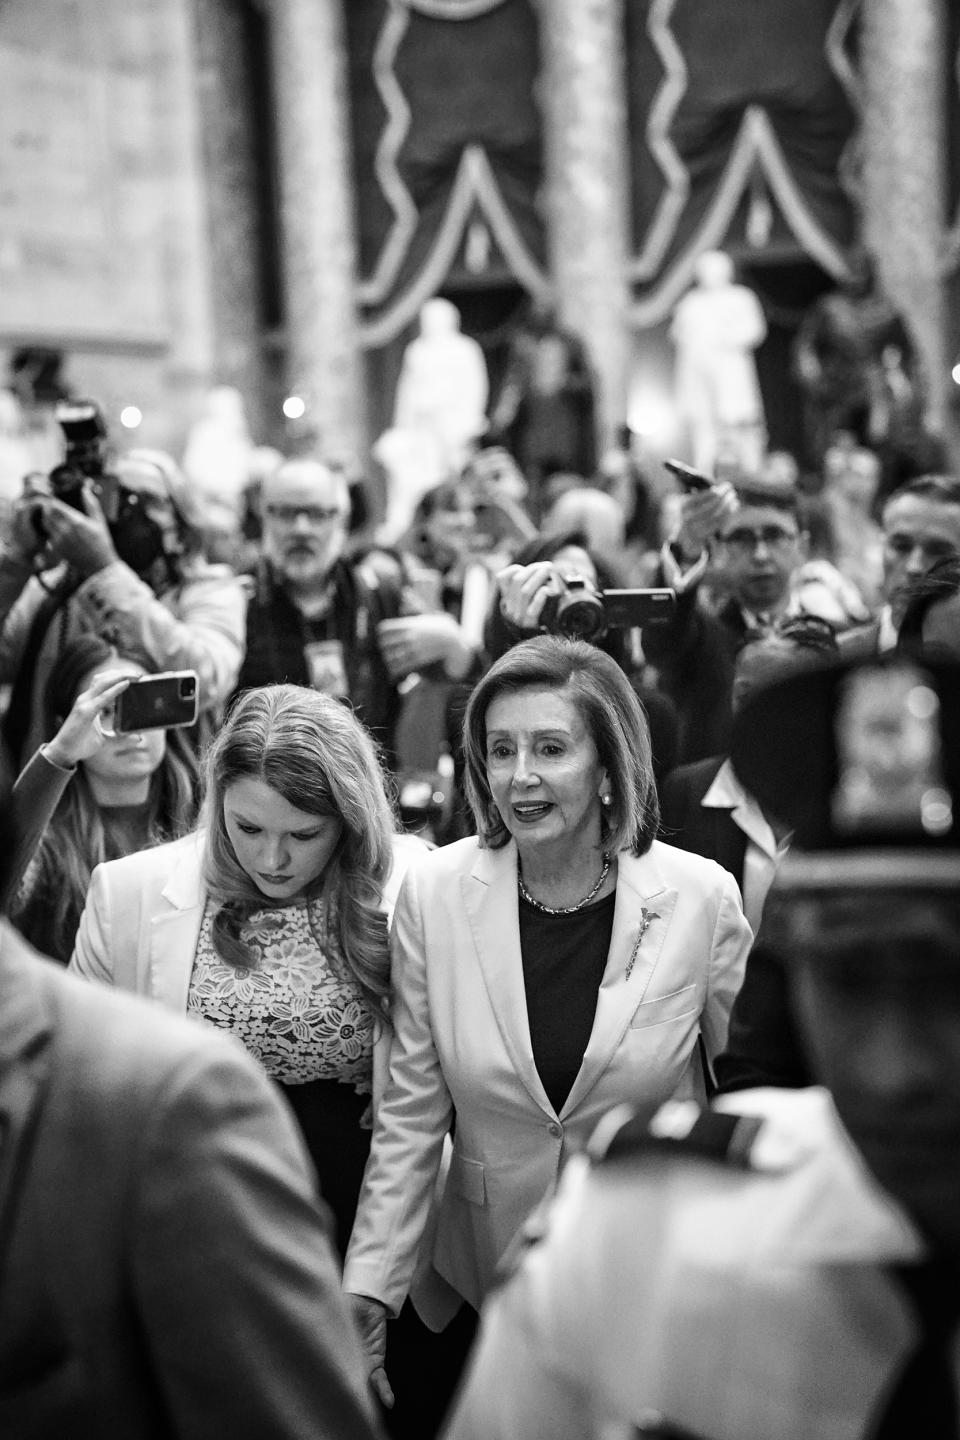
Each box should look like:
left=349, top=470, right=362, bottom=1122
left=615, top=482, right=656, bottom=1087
left=547, top=1122, right=562, bottom=1138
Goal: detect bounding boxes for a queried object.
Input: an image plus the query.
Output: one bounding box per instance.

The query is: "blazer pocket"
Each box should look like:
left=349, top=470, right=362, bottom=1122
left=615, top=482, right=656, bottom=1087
left=629, top=983, right=699, bottom=1030
left=449, top=1151, right=486, bottom=1206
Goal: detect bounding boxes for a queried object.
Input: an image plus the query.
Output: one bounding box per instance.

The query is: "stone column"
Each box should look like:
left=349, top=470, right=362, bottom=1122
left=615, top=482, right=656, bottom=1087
left=110, top=0, right=216, bottom=453
left=193, top=0, right=277, bottom=446
left=861, top=0, right=953, bottom=439
left=268, top=0, right=367, bottom=460
left=539, top=0, right=633, bottom=454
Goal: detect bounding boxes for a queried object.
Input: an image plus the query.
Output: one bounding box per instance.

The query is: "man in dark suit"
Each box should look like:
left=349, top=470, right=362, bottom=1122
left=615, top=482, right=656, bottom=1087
left=660, top=620, right=836, bottom=932
left=661, top=623, right=840, bottom=1095
left=645, top=477, right=809, bottom=761
left=0, top=757, right=382, bottom=1438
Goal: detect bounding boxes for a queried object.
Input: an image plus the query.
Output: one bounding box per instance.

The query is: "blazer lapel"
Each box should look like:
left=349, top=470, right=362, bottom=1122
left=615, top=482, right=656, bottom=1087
left=561, top=850, right=678, bottom=1118
left=148, top=838, right=206, bottom=1013
left=461, top=844, right=554, bottom=1117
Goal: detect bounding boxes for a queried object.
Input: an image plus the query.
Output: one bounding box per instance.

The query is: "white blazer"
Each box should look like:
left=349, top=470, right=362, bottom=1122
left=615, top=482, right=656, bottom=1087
left=343, top=835, right=752, bottom=1325
left=69, top=829, right=427, bottom=1103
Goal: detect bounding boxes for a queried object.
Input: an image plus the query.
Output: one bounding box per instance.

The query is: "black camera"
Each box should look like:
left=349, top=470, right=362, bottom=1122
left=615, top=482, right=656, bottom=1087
left=48, top=400, right=112, bottom=511
left=539, top=576, right=675, bottom=642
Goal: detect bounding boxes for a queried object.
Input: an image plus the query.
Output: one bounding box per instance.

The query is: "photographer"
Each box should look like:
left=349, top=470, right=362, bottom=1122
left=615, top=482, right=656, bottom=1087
left=0, top=427, right=247, bottom=769
left=643, top=474, right=810, bottom=763
left=5, top=634, right=198, bottom=964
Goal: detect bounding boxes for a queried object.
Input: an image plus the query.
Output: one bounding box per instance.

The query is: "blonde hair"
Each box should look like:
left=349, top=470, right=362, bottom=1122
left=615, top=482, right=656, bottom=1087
left=202, top=685, right=397, bottom=1011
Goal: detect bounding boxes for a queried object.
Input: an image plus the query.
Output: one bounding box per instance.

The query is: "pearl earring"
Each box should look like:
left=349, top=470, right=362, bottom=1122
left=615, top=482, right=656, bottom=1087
left=601, top=793, right=613, bottom=807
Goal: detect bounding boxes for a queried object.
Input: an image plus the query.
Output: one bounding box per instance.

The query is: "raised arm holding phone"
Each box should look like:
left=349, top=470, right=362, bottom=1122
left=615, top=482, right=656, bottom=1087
left=6, top=634, right=198, bottom=962
left=0, top=405, right=246, bottom=770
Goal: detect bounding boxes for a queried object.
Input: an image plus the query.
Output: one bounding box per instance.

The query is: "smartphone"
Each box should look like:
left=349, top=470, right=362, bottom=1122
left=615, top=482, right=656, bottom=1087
left=115, top=671, right=199, bottom=733
left=664, top=458, right=715, bottom=492
left=601, top=588, right=676, bottom=630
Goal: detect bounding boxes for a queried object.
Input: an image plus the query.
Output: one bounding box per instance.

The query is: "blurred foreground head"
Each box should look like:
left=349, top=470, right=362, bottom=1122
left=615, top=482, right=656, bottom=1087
left=733, top=655, right=960, bottom=1257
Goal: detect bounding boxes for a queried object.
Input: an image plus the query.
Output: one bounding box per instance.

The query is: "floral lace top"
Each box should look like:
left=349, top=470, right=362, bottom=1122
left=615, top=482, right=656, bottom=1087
left=186, top=897, right=376, bottom=1091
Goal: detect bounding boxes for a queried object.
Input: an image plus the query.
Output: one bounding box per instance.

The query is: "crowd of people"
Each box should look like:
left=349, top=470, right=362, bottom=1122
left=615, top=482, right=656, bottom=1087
left=1, top=287, right=960, bottom=1440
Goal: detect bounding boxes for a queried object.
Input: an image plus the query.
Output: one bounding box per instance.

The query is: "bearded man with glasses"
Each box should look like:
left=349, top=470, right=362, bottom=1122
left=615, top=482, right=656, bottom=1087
left=235, top=457, right=476, bottom=773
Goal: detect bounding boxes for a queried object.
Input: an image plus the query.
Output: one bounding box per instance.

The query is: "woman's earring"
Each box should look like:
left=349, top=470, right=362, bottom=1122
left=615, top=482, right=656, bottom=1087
left=601, top=793, right=613, bottom=808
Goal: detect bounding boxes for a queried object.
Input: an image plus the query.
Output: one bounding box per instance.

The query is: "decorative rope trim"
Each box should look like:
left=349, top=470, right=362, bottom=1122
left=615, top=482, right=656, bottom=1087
left=824, top=0, right=865, bottom=209
left=357, top=2, right=416, bottom=307
left=631, top=106, right=851, bottom=328
left=358, top=144, right=551, bottom=350
left=630, top=0, right=690, bottom=283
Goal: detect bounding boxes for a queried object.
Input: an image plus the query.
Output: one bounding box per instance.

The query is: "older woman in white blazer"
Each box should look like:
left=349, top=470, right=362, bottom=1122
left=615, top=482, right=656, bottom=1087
left=69, top=684, right=426, bottom=1255
left=345, top=636, right=751, bottom=1403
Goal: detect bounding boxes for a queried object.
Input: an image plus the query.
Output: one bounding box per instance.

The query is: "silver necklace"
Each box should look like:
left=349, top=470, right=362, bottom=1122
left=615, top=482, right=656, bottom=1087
left=517, top=853, right=612, bottom=916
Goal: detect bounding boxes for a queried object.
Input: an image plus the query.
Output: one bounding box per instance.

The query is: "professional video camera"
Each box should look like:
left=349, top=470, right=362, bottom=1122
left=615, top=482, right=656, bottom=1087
left=539, top=576, right=675, bottom=642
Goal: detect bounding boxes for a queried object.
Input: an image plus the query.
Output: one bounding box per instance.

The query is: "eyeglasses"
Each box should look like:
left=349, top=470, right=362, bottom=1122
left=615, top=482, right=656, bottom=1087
left=720, top=525, right=799, bottom=554
left=264, top=503, right=344, bottom=526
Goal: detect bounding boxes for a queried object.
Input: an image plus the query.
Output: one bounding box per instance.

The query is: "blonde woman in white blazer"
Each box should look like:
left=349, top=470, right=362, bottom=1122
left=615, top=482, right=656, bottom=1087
left=70, top=684, right=427, bottom=1255
left=345, top=636, right=751, bottom=1406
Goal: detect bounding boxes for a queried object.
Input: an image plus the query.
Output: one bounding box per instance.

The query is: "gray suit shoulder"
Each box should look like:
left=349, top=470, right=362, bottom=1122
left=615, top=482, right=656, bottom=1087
left=10, top=927, right=264, bottom=1103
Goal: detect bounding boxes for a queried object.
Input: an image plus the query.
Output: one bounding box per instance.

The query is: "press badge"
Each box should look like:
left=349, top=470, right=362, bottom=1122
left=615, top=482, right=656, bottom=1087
left=303, top=639, right=349, bottom=698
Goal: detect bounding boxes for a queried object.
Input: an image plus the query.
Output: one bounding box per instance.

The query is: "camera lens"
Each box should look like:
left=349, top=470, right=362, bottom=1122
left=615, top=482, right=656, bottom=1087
left=180, top=676, right=197, bottom=698
left=558, top=600, right=606, bottom=642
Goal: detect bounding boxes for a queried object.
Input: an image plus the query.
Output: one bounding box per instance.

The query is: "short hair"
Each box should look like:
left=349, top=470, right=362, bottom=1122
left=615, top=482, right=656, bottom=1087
left=202, top=685, right=396, bottom=1009
left=411, top=479, right=470, bottom=524
left=543, top=487, right=626, bottom=554
left=733, top=620, right=838, bottom=713
left=882, top=474, right=960, bottom=520
left=265, top=456, right=350, bottom=507
left=508, top=528, right=625, bottom=586
left=462, top=635, right=660, bottom=855
left=722, top=484, right=803, bottom=529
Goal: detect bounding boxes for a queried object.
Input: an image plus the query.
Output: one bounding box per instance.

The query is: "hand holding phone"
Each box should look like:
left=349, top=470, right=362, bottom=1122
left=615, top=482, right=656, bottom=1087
left=667, top=463, right=740, bottom=561
left=664, top=459, right=715, bottom=492
left=44, top=669, right=138, bottom=768
left=114, top=671, right=199, bottom=733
